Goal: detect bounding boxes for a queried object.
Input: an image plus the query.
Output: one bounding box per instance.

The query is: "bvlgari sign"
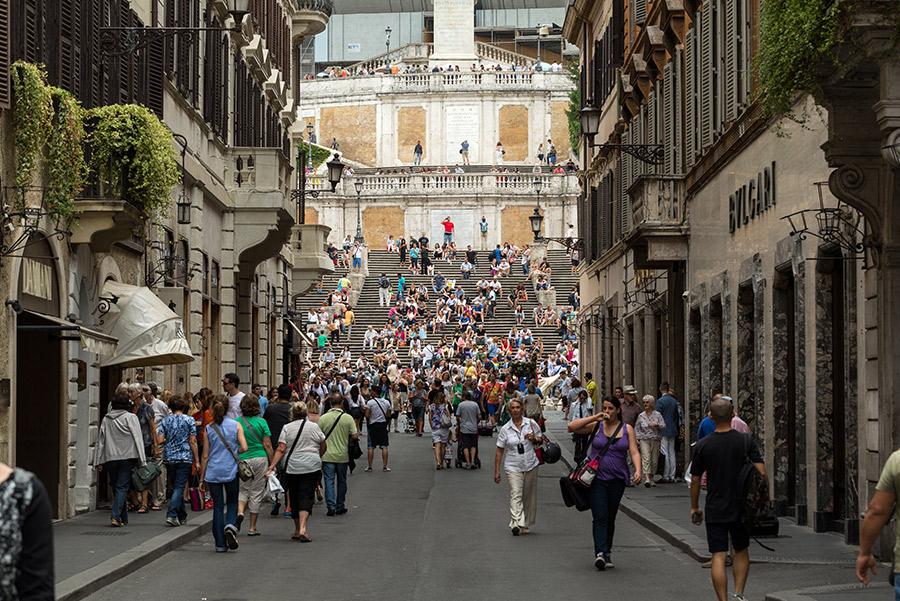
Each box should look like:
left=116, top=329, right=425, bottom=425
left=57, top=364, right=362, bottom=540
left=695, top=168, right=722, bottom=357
left=729, top=161, right=776, bottom=233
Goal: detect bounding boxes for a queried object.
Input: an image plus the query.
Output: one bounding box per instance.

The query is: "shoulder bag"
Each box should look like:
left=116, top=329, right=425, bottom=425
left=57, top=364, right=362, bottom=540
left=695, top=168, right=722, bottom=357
left=282, top=419, right=308, bottom=471
left=559, top=421, right=622, bottom=512
left=210, top=422, right=253, bottom=482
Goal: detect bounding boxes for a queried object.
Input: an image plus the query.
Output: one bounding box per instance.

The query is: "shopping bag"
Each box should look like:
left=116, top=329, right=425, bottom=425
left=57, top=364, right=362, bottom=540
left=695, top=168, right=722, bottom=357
left=267, top=473, right=284, bottom=494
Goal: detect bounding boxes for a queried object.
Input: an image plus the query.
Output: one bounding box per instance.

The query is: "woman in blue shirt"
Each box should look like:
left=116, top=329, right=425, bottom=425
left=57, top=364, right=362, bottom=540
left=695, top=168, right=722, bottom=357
left=199, top=396, right=247, bottom=553
left=156, top=395, right=199, bottom=527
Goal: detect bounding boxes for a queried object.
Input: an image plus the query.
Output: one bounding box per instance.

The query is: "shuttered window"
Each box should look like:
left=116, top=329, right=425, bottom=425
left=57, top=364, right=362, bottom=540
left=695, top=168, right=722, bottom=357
left=737, top=0, right=751, bottom=107
left=724, top=0, right=737, bottom=123
left=589, top=185, right=600, bottom=260
left=663, top=62, right=674, bottom=174
left=647, top=89, right=657, bottom=176
left=684, top=29, right=695, bottom=168
left=632, top=0, right=647, bottom=27
left=602, top=171, right=614, bottom=252
left=619, top=128, right=633, bottom=238
left=699, top=2, right=714, bottom=150
left=0, top=0, right=10, bottom=108
left=146, top=0, right=164, bottom=116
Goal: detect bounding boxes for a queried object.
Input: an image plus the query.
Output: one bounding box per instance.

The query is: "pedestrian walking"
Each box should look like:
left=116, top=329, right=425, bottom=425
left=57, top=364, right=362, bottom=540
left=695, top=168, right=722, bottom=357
left=410, top=379, right=427, bottom=436
left=222, top=373, right=245, bottom=419
left=264, top=384, right=293, bottom=516
left=155, top=394, right=200, bottom=526
left=655, top=382, right=681, bottom=483
left=317, top=394, right=359, bottom=516
left=414, top=140, right=423, bottom=165
left=199, top=395, right=248, bottom=553
left=689, top=396, right=766, bottom=601
left=568, top=396, right=642, bottom=570
left=427, top=389, right=452, bottom=469
left=634, top=395, right=665, bottom=487
left=235, top=395, right=274, bottom=536
left=568, top=389, right=593, bottom=463
left=857, top=447, right=900, bottom=592
left=479, top=217, right=488, bottom=249
left=266, top=401, right=326, bottom=542
left=364, top=391, right=392, bottom=471
left=130, top=383, right=159, bottom=513
left=378, top=272, right=391, bottom=307
left=455, top=391, right=481, bottom=469
left=95, top=392, right=147, bottom=527
left=0, top=462, right=54, bottom=600
left=494, top=398, right=544, bottom=535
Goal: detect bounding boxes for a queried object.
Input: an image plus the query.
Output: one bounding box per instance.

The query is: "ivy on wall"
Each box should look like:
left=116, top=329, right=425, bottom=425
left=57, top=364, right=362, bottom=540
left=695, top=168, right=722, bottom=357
left=84, top=104, right=180, bottom=219
left=565, top=61, right=581, bottom=157
left=298, top=141, right=334, bottom=170
left=12, top=61, right=87, bottom=220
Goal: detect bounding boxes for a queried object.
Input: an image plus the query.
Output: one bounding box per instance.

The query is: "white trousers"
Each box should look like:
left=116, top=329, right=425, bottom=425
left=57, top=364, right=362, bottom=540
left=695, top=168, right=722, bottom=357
left=506, top=468, right=538, bottom=530
left=379, top=288, right=391, bottom=307
left=660, top=436, right=677, bottom=480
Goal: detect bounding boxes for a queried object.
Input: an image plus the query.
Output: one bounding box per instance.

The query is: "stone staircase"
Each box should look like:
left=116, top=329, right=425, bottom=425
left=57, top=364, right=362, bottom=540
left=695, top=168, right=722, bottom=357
left=293, top=248, right=578, bottom=361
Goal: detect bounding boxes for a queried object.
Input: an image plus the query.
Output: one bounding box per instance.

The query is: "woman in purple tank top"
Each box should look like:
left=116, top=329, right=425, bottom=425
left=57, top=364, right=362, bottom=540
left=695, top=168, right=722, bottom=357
left=568, top=395, right=641, bottom=571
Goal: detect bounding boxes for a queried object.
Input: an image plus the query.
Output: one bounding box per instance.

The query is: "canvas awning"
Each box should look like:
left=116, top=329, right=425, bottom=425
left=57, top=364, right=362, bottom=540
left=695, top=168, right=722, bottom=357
left=18, top=311, right=118, bottom=357
left=99, top=281, right=194, bottom=368
left=285, top=317, right=313, bottom=347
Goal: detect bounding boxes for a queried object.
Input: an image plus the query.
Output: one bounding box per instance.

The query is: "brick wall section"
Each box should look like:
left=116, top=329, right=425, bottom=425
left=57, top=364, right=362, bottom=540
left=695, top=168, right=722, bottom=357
left=320, top=105, right=377, bottom=165
left=550, top=100, right=572, bottom=160
left=397, top=107, right=426, bottom=163
left=363, top=206, right=406, bottom=246
left=501, top=205, right=542, bottom=247
left=498, top=105, right=529, bottom=162
left=304, top=207, right=319, bottom=224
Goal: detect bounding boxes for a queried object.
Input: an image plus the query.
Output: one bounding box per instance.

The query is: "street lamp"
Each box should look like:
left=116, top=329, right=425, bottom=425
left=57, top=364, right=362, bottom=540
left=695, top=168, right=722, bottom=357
left=354, top=178, right=364, bottom=244
left=528, top=175, right=583, bottom=251
left=99, top=0, right=251, bottom=58
left=529, top=207, right=543, bottom=240
left=293, top=150, right=345, bottom=226
left=579, top=103, right=601, bottom=142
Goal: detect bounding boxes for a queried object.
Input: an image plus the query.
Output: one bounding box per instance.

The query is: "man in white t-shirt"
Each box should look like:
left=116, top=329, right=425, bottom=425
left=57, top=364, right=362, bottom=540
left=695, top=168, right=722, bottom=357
left=364, top=392, right=392, bottom=472
left=223, top=373, right=245, bottom=419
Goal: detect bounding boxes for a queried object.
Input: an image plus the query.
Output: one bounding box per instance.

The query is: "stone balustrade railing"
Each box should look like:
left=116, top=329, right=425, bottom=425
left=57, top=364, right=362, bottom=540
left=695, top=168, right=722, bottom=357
left=628, top=174, right=686, bottom=226
left=347, top=41, right=534, bottom=72
left=474, top=42, right=533, bottom=67
left=297, top=70, right=571, bottom=99
left=307, top=172, right=577, bottom=196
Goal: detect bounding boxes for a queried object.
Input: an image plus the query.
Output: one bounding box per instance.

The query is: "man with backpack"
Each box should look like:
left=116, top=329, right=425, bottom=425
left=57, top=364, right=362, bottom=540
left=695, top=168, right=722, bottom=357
left=378, top=273, right=391, bottom=307
left=689, top=395, right=767, bottom=601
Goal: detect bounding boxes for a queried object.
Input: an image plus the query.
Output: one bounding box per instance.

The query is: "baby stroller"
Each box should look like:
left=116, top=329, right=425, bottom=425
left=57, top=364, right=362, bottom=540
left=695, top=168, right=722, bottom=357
left=404, top=411, right=416, bottom=434
left=443, top=436, right=456, bottom=469
left=454, top=436, right=481, bottom=469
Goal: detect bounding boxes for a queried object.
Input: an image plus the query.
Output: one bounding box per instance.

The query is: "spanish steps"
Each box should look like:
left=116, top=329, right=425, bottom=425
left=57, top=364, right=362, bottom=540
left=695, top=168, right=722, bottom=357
left=293, top=248, right=579, bottom=362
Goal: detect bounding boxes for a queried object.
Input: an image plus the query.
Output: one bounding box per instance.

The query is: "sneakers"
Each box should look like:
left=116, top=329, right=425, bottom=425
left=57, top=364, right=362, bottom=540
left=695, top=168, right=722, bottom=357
left=270, top=502, right=281, bottom=516
left=732, top=594, right=746, bottom=601
left=335, top=508, right=348, bottom=515
left=224, top=525, right=239, bottom=550
left=165, top=517, right=180, bottom=527
left=179, top=516, right=188, bottom=525
left=235, top=513, right=244, bottom=531
left=605, top=556, right=615, bottom=569
left=364, top=466, right=373, bottom=472
left=511, top=526, right=521, bottom=536
left=594, top=553, right=606, bottom=571
left=326, top=509, right=335, bottom=517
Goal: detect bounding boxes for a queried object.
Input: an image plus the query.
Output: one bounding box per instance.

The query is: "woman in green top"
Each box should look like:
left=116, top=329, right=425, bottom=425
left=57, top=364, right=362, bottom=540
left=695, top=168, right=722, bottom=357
left=236, top=395, right=273, bottom=536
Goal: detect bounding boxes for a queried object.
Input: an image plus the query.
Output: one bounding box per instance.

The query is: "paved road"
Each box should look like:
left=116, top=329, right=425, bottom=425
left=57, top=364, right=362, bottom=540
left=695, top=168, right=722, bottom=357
left=90, top=426, right=860, bottom=601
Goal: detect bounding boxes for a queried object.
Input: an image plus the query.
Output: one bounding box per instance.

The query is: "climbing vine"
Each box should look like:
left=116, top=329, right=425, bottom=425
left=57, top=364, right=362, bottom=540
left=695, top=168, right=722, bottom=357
left=11, top=61, right=52, bottom=192
left=46, top=87, right=87, bottom=220
left=85, top=104, right=180, bottom=219
left=565, top=61, right=581, bottom=157
left=298, top=141, right=334, bottom=170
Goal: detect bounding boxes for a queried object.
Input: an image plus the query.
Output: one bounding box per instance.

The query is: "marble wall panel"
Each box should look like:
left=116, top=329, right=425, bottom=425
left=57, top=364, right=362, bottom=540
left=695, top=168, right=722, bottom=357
left=688, top=307, right=702, bottom=441
left=304, top=207, right=319, bottom=224
left=815, top=267, right=835, bottom=513
left=736, top=284, right=757, bottom=438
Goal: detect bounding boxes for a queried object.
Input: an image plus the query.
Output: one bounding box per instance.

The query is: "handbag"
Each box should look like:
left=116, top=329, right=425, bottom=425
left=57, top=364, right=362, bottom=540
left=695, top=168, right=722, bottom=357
left=568, top=421, right=622, bottom=489
left=130, top=458, right=162, bottom=492
left=439, top=406, right=452, bottom=429
left=210, top=423, right=253, bottom=482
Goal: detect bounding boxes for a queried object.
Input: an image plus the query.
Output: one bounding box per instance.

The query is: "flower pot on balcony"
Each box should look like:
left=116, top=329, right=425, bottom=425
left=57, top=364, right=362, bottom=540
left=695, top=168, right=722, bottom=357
left=292, top=223, right=334, bottom=295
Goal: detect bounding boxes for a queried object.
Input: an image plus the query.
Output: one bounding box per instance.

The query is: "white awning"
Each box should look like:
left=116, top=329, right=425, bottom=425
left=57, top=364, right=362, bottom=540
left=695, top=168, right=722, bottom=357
left=285, top=317, right=313, bottom=347
left=19, top=311, right=119, bottom=357
left=99, top=281, right=194, bottom=368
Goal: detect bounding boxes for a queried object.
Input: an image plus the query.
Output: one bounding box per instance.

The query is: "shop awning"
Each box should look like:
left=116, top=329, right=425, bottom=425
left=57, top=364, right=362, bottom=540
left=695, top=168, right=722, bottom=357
left=99, top=281, right=194, bottom=368
left=18, top=311, right=119, bottom=357
left=284, top=317, right=313, bottom=347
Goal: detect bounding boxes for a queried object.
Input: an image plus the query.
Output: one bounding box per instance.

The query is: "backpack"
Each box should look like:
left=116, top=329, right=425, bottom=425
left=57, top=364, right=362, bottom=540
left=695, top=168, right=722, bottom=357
left=738, top=434, right=770, bottom=524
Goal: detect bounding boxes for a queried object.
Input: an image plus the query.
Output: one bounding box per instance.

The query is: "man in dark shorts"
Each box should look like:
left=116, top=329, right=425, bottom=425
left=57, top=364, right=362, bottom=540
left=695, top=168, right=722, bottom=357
left=455, top=392, right=481, bottom=469
left=364, top=391, right=391, bottom=472
left=689, top=395, right=766, bottom=601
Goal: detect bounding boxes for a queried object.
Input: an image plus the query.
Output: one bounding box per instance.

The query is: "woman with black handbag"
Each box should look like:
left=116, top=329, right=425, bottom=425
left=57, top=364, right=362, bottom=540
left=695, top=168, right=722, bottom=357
left=265, top=401, right=326, bottom=542
left=568, top=396, right=642, bottom=570
left=95, top=392, right=146, bottom=527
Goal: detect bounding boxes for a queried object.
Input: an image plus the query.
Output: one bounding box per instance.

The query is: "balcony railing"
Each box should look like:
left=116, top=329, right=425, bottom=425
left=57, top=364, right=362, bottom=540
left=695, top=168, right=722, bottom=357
left=297, top=70, right=570, bottom=100
left=629, top=174, right=686, bottom=227
left=309, top=172, right=577, bottom=197
left=474, top=42, right=533, bottom=67
left=347, top=41, right=534, bottom=73
left=294, top=0, right=333, bottom=16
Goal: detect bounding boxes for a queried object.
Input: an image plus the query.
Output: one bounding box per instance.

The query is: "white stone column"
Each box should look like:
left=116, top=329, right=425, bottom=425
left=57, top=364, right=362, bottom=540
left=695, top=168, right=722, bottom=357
left=430, top=0, right=478, bottom=63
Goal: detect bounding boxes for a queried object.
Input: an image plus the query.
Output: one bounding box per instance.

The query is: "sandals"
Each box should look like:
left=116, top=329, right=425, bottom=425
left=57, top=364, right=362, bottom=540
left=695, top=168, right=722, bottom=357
left=292, top=533, right=312, bottom=543
left=137, top=506, right=148, bottom=514
left=150, top=504, right=162, bottom=511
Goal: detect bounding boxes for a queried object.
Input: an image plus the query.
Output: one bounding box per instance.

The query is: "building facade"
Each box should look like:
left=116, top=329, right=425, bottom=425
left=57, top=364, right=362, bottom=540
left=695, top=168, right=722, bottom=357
left=0, top=0, right=334, bottom=518
left=566, top=0, right=884, bottom=544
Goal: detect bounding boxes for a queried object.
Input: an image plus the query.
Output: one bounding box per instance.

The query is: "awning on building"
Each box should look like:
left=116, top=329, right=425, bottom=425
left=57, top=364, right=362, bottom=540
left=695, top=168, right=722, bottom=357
left=284, top=317, right=313, bottom=347
left=18, top=311, right=119, bottom=357
left=99, top=281, right=194, bottom=368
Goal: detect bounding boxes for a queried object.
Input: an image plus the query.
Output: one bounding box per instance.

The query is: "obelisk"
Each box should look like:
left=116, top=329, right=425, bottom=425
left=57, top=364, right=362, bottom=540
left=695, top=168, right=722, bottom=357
left=430, top=0, right=479, bottom=63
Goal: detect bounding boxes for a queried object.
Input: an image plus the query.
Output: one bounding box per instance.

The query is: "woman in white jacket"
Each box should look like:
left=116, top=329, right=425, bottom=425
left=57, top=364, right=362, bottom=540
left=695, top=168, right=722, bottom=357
left=95, top=392, right=146, bottom=527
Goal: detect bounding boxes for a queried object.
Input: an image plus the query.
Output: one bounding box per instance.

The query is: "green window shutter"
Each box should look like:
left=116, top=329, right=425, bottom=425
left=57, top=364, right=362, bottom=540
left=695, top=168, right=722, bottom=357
left=647, top=89, right=657, bottom=175
left=700, top=2, right=713, bottom=150
left=724, top=0, right=737, bottom=124
left=684, top=29, right=695, bottom=168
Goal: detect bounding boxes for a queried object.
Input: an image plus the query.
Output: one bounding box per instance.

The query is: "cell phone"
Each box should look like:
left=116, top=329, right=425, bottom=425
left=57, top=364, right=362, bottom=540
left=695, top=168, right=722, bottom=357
left=517, top=443, right=525, bottom=454
left=691, top=511, right=703, bottom=525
